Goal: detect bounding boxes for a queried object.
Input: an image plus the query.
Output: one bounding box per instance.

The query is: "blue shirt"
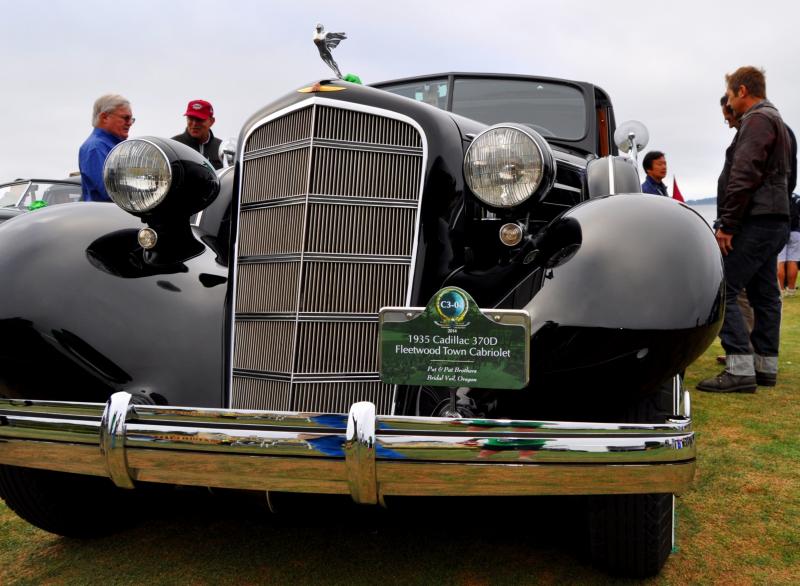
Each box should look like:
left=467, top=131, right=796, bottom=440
left=642, top=175, right=669, bottom=197
left=78, top=128, right=123, bottom=202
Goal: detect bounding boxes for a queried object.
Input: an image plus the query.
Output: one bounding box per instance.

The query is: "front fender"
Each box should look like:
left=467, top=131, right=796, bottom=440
left=527, top=194, right=724, bottom=393
left=0, top=203, right=228, bottom=406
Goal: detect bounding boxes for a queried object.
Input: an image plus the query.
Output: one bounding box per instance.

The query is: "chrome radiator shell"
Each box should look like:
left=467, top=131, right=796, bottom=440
left=231, top=99, right=426, bottom=415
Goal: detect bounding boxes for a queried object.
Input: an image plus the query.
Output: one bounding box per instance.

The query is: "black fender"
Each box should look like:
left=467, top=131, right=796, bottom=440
left=0, top=202, right=228, bottom=406
left=526, top=193, right=723, bottom=394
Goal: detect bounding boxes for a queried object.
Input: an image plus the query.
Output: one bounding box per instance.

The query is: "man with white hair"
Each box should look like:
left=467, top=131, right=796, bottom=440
left=78, top=94, right=134, bottom=202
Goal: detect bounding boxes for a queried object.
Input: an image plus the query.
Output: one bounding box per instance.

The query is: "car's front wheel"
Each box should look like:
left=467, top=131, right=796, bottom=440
left=0, top=465, right=135, bottom=537
left=588, top=492, right=674, bottom=577
left=587, top=374, right=682, bottom=577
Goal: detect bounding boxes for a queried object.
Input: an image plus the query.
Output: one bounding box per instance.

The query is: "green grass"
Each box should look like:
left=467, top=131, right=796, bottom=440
left=1, top=299, right=799, bottom=585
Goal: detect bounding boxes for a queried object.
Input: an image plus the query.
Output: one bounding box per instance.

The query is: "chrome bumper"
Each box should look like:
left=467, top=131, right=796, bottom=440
left=0, top=392, right=695, bottom=503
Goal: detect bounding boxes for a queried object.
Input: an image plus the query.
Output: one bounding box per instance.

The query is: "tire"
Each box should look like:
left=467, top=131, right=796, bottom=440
left=0, top=464, right=134, bottom=537
left=587, top=374, right=680, bottom=577
left=588, top=493, right=674, bottom=578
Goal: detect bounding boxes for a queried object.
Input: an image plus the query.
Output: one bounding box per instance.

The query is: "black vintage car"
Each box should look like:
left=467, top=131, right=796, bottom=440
left=0, top=73, right=723, bottom=577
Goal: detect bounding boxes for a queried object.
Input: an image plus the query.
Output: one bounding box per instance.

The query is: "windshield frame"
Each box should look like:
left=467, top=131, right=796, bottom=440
left=0, top=179, right=83, bottom=210
left=0, top=181, right=32, bottom=208
left=373, top=72, right=598, bottom=152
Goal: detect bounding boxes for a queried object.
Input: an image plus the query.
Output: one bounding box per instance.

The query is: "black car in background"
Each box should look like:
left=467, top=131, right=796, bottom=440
left=0, top=73, right=723, bottom=577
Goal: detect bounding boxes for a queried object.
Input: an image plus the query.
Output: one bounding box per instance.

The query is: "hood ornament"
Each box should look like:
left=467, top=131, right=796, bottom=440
left=313, top=23, right=347, bottom=79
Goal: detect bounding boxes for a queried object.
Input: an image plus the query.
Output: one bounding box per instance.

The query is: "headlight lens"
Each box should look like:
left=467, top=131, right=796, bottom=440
left=104, top=140, right=172, bottom=213
left=464, top=126, right=547, bottom=208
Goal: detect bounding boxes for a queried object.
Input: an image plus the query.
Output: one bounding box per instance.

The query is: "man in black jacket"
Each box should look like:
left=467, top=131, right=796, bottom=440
left=698, top=67, right=794, bottom=393
left=172, top=99, right=223, bottom=170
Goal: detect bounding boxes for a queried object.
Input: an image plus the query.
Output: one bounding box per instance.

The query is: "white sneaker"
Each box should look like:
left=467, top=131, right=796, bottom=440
left=787, top=288, right=797, bottom=297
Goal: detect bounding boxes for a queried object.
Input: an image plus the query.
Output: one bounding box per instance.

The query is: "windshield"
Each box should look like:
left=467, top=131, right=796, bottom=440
left=18, top=182, right=82, bottom=209
left=0, top=182, right=29, bottom=207
left=380, top=77, right=587, bottom=140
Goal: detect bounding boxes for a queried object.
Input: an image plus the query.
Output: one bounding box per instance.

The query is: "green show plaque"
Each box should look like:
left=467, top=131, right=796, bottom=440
left=379, top=287, right=530, bottom=390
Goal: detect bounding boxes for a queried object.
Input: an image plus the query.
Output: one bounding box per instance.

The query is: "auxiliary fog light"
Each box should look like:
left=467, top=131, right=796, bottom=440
left=499, top=223, right=524, bottom=246
left=137, top=227, right=158, bottom=249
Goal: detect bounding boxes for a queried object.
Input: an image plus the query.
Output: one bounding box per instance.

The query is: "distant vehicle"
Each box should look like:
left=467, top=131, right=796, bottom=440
left=0, top=177, right=82, bottom=224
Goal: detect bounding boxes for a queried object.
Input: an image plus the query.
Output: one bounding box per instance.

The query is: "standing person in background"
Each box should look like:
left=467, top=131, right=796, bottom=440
left=777, top=124, right=798, bottom=295
left=777, top=192, right=800, bottom=295
left=78, top=94, right=134, bottom=202
left=172, top=100, right=223, bottom=170
left=721, top=96, right=756, bottom=335
left=698, top=66, right=792, bottom=393
left=641, top=151, right=669, bottom=196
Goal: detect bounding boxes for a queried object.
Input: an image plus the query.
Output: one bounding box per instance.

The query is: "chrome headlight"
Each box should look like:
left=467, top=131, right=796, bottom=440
left=103, top=137, right=219, bottom=221
left=104, top=139, right=172, bottom=213
left=464, top=124, right=555, bottom=209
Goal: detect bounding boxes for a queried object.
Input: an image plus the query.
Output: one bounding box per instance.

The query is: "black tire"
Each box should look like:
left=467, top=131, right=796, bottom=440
left=588, top=492, right=673, bottom=578
left=0, top=465, right=134, bottom=537
left=587, top=374, right=680, bottom=577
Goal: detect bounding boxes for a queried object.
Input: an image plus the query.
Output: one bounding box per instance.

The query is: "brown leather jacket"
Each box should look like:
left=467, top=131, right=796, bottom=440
left=717, top=99, right=792, bottom=233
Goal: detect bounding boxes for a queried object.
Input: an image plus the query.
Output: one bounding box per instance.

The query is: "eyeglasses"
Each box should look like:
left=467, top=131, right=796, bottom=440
left=109, top=113, right=135, bottom=124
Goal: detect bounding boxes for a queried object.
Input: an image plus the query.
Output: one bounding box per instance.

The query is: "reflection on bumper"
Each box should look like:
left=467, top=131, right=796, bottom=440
left=0, top=392, right=695, bottom=503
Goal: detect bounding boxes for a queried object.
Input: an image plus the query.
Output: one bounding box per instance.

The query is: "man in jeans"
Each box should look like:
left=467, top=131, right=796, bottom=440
left=698, top=66, right=793, bottom=393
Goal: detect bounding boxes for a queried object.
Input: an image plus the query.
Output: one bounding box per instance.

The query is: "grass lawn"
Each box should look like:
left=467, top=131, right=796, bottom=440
left=1, top=299, right=798, bottom=585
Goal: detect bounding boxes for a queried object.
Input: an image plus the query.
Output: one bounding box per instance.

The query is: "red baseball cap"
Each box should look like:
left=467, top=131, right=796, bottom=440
left=184, top=99, right=214, bottom=120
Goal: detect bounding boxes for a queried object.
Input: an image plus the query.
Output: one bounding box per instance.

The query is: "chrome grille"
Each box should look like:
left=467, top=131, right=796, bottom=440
left=306, top=204, right=416, bottom=255
left=232, top=101, right=424, bottom=414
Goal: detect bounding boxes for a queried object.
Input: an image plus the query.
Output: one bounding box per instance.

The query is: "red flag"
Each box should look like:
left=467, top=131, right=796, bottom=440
left=672, top=177, right=685, bottom=202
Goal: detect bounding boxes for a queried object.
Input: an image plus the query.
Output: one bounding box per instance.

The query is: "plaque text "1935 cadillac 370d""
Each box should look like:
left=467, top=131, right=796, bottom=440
left=0, top=72, right=722, bottom=577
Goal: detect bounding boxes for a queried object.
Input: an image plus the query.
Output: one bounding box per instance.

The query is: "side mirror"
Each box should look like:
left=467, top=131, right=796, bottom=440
left=614, top=120, right=649, bottom=163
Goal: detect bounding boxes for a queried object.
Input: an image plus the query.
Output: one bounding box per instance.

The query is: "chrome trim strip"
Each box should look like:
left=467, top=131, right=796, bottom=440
left=553, top=182, right=582, bottom=193
left=232, top=370, right=381, bottom=383
left=238, top=254, right=413, bottom=265
left=345, top=401, right=378, bottom=504
left=312, top=138, right=423, bottom=156
left=607, top=156, right=616, bottom=195
left=237, top=313, right=379, bottom=323
left=0, top=399, right=692, bottom=435
left=99, top=392, right=135, bottom=489
left=240, top=196, right=309, bottom=210
left=0, top=396, right=696, bottom=500
left=554, top=159, right=586, bottom=171
left=243, top=139, right=312, bottom=160
left=241, top=196, right=419, bottom=211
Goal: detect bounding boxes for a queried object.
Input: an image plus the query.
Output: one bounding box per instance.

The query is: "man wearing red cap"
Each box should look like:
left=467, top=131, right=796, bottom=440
left=172, top=99, right=223, bottom=170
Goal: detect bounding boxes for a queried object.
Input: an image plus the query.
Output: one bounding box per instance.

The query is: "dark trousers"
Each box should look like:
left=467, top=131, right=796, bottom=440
left=720, top=218, right=788, bottom=356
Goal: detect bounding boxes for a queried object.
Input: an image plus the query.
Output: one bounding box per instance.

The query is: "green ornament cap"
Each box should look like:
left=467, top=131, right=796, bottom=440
left=28, top=200, right=48, bottom=211
left=343, top=73, right=362, bottom=84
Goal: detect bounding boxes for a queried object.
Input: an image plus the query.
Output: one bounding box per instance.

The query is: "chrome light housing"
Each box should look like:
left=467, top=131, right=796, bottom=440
left=104, top=140, right=172, bottom=213
left=464, top=124, right=555, bottom=209
left=104, top=137, right=220, bottom=220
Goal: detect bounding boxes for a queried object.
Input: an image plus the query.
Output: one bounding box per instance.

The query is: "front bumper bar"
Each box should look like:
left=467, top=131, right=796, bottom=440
left=0, top=393, right=695, bottom=503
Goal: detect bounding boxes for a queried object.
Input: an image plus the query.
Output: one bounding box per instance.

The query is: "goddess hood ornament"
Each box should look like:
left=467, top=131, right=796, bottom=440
left=313, top=23, right=347, bottom=79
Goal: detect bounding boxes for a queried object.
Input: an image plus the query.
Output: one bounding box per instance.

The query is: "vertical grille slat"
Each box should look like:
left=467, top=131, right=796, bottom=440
left=232, top=103, right=424, bottom=414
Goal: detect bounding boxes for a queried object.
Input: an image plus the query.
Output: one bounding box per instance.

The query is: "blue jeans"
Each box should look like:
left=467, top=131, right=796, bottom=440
left=720, top=218, right=789, bottom=357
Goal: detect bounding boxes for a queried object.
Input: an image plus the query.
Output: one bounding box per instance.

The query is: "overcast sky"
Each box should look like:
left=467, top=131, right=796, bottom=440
left=2, top=0, right=798, bottom=199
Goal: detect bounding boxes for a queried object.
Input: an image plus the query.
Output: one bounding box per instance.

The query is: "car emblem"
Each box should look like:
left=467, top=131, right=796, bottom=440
left=434, top=287, right=469, bottom=324
left=298, top=82, right=346, bottom=93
